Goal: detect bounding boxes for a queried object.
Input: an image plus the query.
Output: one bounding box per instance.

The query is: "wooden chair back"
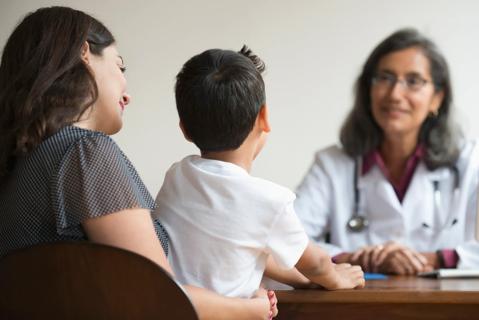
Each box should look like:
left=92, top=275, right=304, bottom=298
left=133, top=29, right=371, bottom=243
left=0, top=242, right=198, bottom=319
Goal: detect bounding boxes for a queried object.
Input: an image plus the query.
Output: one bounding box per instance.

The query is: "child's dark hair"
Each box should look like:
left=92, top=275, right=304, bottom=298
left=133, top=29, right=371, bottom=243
left=175, top=45, right=266, bottom=152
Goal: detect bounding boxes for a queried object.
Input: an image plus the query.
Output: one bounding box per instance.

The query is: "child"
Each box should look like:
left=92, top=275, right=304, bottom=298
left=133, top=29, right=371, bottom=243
left=154, top=46, right=365, bottom=298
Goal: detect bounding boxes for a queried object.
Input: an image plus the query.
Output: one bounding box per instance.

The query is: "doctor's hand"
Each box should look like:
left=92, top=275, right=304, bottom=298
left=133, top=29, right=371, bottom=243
left=349, top=244, right=387, bottom=272
left=375, top=242, right=432, bottom=275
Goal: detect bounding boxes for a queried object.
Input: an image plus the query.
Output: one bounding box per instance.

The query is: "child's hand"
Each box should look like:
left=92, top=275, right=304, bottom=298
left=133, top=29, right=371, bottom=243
left=323, top=263, right=365, bottom=290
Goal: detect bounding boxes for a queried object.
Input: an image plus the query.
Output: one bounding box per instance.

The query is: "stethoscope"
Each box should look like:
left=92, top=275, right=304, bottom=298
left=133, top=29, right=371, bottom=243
left=347, top=158, right=460, bottom=232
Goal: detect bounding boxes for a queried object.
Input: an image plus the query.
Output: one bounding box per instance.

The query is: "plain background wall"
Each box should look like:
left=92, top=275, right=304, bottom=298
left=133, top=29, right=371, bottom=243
left=1, top=0, right=479, bottom=194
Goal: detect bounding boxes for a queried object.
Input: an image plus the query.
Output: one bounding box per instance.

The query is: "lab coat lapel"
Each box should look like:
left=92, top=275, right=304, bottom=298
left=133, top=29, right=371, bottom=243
left=359, top=167, right=403, bottom=230
left=402, top=164, right=449, bottom=232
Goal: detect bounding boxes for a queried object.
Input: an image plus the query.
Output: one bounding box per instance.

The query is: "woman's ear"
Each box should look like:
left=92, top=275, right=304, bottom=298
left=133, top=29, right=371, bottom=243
left=257, top=104, right=271, bottom=133
left=80, top=41, right=91, bottom=65
left=430, top=90, right=444, bottom=115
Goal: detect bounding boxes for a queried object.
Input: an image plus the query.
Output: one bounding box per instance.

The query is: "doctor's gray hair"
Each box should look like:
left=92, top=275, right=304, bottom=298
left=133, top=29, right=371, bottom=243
left=340, top=28, right=461, bottom=170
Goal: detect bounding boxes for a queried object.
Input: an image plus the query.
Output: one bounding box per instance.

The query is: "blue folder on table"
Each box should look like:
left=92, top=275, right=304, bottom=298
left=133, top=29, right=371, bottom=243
left=364, top=273, right=388, bottom=280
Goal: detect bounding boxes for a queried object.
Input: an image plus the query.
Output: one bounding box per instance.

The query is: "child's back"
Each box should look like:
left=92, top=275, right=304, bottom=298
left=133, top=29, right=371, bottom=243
left=155, top=46, right=364, bottom=298
left=156, top=155, right=308, bottom=297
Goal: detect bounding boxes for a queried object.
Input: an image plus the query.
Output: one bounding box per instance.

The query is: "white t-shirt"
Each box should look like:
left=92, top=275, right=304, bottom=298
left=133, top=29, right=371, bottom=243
left=154, top=155, right=309, bottom=298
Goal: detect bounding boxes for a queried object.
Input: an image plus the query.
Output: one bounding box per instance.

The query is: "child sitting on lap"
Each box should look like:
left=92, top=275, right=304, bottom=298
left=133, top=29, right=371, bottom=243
left=154, top=46, right=365, bottom=297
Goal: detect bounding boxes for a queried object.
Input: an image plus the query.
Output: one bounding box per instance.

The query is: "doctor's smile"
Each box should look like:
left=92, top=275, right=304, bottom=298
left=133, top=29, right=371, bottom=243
left=378, top=105, right=411, bottom=118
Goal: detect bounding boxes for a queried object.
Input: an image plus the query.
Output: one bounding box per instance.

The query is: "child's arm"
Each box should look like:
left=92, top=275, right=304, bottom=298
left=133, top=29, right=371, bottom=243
left=264, top=255, right=317, bottom=289
left=295, top=241, right=365, bottom=290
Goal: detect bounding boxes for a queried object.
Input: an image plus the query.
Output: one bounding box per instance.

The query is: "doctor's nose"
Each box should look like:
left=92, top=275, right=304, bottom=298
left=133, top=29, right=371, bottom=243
left=387, top=81, right=407, bottom=100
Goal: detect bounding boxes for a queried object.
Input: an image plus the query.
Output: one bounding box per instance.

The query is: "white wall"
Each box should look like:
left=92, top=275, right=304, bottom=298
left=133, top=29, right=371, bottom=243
left=1, top=0, right=479, bottom=194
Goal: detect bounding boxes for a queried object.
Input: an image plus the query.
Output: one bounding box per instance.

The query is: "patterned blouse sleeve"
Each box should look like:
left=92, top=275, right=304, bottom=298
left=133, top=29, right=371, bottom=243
left=51, top=133, right=157, bottom=236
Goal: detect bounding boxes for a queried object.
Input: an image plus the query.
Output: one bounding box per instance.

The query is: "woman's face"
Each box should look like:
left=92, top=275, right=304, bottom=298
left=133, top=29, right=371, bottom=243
left=81, top=44, right=130, bottom=135
left=370, top=47, right=443, bottom=141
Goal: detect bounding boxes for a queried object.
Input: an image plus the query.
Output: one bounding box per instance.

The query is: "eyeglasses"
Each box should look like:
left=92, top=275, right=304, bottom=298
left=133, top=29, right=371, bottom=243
left=372, top=72, right=431, bottom=92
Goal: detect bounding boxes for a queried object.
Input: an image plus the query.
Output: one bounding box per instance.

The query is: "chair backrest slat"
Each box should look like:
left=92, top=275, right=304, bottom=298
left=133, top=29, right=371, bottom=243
left=0, top=242, right=198, bottom=320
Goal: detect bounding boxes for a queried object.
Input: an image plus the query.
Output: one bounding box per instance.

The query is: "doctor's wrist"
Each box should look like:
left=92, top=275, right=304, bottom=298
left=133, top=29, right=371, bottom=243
left=422, top=252, right=440, bottom=269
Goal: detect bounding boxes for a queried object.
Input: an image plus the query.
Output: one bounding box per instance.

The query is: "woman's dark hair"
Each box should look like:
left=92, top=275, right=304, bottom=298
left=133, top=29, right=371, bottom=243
left=340, top=28, right=460, bottom=170
left=0, top=6, right=115, bottom=178
left=175, top=45, right=266, bottom=152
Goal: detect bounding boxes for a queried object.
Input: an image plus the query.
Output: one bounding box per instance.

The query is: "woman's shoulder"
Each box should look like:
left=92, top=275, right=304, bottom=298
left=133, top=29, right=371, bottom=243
left=57, top=126, right=116, bottom=146
left=55, top=126, right=123, bottom=159
left=51, top=126, right=131, bottom=179
left=457, top=139, right=479, bottom=170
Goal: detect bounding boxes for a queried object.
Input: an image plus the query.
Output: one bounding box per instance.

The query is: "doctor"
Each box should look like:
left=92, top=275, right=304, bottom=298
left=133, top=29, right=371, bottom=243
left=295, top=28, right=479, bottom=275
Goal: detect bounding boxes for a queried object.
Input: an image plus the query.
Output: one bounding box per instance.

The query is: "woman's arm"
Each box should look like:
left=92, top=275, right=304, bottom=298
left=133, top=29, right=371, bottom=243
left=82, top=208, right=173, bottom=274
left=185, top=285, right=273, bottom=320
left=82, top=208, right=272, bottom=320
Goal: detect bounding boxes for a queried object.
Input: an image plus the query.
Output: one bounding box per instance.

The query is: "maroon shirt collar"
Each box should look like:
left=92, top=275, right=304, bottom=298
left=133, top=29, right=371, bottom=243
left=362, top=144, right=426, bottom=202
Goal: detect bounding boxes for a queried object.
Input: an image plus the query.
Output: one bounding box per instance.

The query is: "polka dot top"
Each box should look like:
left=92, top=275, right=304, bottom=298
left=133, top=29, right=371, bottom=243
left=0, top=126, right=168, bottom=258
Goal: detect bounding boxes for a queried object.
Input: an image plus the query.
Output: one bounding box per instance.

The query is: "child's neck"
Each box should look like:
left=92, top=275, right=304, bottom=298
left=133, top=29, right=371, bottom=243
left=201, top=134, right=261, bottom=173
left=200, top=125, right=266, bottom=173
left=201, top=149, right=254, bottom=173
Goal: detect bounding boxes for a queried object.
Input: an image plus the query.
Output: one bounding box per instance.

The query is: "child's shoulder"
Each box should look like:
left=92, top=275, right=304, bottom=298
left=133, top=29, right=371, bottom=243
left=246, top=175, right=295, bottom=206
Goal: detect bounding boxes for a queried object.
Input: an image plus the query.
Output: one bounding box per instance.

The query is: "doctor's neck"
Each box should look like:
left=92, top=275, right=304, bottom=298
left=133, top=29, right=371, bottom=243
left=380, top=131, right=419, bottom=160
left=380, top=131, right=420, bottom=181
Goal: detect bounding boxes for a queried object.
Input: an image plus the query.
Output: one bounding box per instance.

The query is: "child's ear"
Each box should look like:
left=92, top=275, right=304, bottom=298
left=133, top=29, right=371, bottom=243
left=179, top=121, right=193, bottom=142
left=80, top=41, right=91, bottom=65
left=257, top=104, right=271, bottom=133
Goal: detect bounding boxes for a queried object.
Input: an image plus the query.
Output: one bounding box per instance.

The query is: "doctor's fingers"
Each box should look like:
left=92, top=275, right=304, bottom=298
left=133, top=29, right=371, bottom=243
left=381, top=254, right=410, bottom=275
left=411, top=251, right=428, bottom=266
left=369, top=245, right=386, bottom=272
left=375, top=242, right=407, bottom=267
left=399, top=249, right=428, bottom=273
left=390, top=250, right=422, bottom=275
left=350, top=245, right=376, bottom=262
left=351, top=246, right=374, bottom=266
left=359, top=249, right=376, bottom=272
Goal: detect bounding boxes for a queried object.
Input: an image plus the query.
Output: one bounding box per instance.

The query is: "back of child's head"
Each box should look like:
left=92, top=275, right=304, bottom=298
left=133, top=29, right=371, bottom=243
left=175, top=45, right=266, bottom=152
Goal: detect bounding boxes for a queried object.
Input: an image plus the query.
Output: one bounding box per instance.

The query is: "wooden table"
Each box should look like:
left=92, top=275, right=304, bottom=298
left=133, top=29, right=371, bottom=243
left=275, top=276, right=479, bottom=320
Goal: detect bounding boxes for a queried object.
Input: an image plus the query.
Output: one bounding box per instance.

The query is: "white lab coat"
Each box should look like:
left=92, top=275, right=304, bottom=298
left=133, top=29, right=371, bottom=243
left=295, top=140, right=479, bottom=269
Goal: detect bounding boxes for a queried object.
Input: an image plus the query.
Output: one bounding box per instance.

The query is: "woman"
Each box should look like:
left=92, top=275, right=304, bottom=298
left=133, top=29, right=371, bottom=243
left=0, top=7, right=276, bottom=319
left=295, top=28, right=479, bottom=275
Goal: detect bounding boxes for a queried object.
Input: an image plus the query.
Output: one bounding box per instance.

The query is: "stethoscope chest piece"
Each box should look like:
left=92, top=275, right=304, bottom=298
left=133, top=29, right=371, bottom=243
left=347, top=215, right=369, bottom=232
